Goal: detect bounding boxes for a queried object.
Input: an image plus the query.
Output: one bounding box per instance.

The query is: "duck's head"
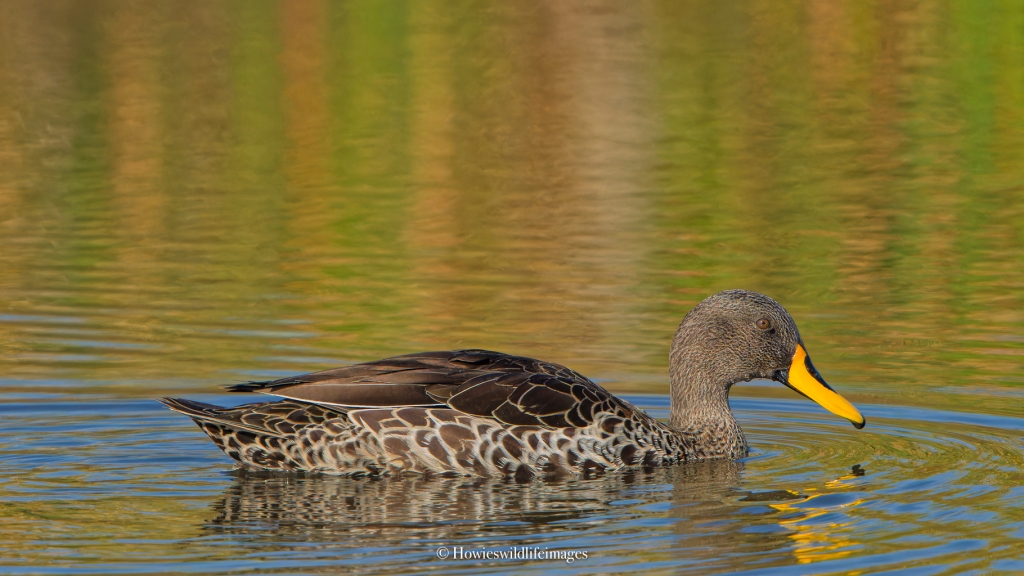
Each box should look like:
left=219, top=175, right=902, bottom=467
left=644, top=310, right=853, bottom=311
left=670, top=289, right=865, bottom=430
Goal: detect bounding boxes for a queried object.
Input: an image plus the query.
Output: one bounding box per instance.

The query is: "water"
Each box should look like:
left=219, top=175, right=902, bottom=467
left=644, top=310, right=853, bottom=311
left=1, top=1, right=1023, bottom=573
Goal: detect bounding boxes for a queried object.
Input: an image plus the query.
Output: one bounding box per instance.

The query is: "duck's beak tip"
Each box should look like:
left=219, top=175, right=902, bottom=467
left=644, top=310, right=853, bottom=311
left=787, top=344, right=865, bottom=430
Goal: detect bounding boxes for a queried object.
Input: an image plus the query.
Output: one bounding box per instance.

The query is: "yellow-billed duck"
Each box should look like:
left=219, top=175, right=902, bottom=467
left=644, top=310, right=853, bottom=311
left=161, top=289, right=864, bottom=477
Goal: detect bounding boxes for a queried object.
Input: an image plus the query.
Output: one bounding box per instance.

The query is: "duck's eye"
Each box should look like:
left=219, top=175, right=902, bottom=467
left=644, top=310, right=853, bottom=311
left=756, top=318, right=771, bottom=330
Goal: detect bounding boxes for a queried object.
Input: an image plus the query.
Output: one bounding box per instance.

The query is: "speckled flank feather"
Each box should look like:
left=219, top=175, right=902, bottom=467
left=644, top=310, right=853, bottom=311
left=162, top=290, right=859, bottom=476
left=161, top=381, right=690, bottom=478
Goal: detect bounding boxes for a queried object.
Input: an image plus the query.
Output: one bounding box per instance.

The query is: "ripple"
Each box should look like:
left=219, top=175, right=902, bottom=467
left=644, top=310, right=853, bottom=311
left=1, top=393, right=1023, bottom=574
left=696, top=395, right=1024, bottom=574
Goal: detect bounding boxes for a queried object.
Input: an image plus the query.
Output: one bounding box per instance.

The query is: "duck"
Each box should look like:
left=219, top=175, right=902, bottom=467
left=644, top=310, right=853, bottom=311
left=161, top=290, right=865, bottom=478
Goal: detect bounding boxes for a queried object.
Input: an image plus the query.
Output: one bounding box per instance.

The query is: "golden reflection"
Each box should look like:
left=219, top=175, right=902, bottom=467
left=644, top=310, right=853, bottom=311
left=281, top=0, right=330, bottom=190
left=770, top=466, right=866, bottom=565
left=0, top=1, right=24, bottom=222
left=105, top=2, right=165, bottom=241
left=280, top=0, right=334, bottom=272
left=404, top=0, right=463, bottom=333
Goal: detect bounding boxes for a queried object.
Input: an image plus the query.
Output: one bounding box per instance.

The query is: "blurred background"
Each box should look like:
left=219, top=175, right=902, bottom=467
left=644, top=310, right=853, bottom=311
left=1, top=0, right=1022, bottom=414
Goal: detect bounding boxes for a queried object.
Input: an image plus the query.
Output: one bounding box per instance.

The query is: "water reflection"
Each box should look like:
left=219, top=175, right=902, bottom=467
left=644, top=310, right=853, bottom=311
left=205, top=462, right=891, bottom=570
left=207, top=462, right=796, bottom=558
left=1, top=0, right=1022, bottom=411
left=209, top=459, right=737, bottom=532
left=769, top=466, right=867, bottom=565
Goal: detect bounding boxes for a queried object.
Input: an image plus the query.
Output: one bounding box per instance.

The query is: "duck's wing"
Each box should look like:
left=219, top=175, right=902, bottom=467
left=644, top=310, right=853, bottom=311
left=228, top=349, right=624, bottom=428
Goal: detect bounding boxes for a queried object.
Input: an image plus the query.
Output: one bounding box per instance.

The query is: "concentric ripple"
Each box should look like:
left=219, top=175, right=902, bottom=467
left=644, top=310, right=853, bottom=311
left=726, top=396, right=1024, bottom=574
left=739, top=396, right=1024, bottom=477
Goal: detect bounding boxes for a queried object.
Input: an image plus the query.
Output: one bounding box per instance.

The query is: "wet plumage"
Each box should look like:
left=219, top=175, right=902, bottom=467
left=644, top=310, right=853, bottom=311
left=162, top=290, right=865, bottom=477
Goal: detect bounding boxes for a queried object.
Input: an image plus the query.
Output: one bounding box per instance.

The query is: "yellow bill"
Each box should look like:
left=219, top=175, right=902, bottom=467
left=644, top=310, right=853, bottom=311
left=786, top=344, right=865, bottom=429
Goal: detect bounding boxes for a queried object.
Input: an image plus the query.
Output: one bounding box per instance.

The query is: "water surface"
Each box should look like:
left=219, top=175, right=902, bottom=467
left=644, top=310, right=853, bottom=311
left=1, top=1, right=1023, bottom=574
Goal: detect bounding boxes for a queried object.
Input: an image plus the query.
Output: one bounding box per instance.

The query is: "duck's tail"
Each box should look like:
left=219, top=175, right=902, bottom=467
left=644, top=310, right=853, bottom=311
left=159, top=397, right=227, bottom=420
left=160, top=397, right=291, bottom=469
left=159, top=397, right=288, bottom=437
left=159, top=397, right=358, bottom=472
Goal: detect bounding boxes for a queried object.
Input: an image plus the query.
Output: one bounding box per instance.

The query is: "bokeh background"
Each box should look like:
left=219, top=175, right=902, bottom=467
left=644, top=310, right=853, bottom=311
left=2, top=1, right=1022, bottom=407
left=1, top=1, right=1024, bottom=573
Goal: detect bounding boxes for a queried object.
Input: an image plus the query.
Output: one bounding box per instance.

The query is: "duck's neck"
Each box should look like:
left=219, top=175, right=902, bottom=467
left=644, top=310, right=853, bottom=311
left=668, top=337, right=749, bottom=459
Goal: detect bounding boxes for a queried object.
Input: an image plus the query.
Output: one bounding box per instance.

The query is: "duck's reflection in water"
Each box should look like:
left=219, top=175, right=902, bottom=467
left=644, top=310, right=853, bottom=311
left=209, top=469, right=679, bottom=536
left=208, top=470, right=626, bottom=535
left=204, top=460, right=809, bottom=564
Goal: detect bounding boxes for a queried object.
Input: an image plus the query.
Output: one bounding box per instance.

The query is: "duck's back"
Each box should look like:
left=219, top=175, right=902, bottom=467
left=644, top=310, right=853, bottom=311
left=161, top=350, right=689, bottom=476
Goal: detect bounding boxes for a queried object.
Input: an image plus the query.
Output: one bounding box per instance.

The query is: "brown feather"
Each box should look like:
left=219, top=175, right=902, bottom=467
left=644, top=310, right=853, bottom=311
left=228, top=350, right=621, bottom=430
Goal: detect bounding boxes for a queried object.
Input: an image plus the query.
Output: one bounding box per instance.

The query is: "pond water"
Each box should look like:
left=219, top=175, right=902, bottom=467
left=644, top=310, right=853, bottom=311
left=1, top=1, right=1023, bottom=574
